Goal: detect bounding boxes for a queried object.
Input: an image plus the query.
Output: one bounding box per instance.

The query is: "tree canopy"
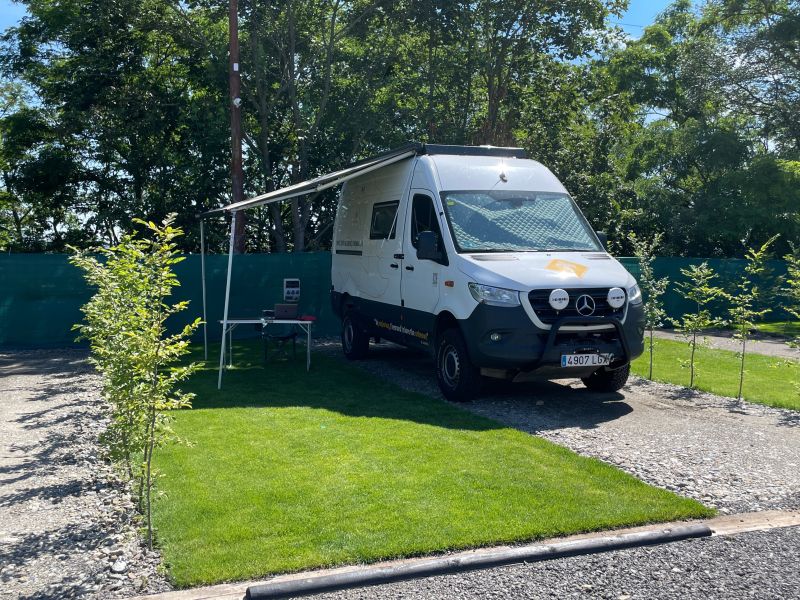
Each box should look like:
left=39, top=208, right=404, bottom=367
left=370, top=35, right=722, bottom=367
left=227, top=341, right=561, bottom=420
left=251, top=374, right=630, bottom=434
left=1, top=0, right=798, bottom=256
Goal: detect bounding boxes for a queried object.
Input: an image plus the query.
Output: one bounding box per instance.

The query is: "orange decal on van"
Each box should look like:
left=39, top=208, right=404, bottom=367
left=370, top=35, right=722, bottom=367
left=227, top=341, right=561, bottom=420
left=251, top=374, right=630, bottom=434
left=545, top=259, right=588, bottom=278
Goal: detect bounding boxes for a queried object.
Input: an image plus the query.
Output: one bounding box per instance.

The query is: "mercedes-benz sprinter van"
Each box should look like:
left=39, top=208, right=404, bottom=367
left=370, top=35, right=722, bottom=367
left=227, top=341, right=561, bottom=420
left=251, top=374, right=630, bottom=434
left=330, top=144, right=644, bottom=401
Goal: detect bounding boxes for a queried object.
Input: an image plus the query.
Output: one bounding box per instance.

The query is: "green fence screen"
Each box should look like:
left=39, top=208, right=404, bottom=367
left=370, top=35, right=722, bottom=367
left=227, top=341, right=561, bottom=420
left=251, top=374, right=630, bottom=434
left=0, top=252, right=337, bottom=347
left=0, top=253, right=789, bottom=348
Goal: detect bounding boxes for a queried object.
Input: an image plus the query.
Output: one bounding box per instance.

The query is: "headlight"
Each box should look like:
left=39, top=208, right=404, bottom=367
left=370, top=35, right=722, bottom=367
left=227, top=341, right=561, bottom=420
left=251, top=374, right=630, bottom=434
left=468, top=283, right=520, bottom=307
left=628, top=284, right=642, bottom=305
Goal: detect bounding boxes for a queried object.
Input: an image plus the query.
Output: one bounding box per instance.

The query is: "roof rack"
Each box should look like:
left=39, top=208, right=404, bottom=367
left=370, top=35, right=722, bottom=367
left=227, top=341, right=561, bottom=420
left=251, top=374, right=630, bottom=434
left=419, top=144, right=527, bottom=158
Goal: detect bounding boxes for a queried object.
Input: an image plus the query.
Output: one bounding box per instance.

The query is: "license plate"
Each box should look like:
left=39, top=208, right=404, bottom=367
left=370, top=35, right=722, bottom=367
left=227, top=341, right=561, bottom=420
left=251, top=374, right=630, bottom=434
left=561, top=353, right=611, bottom=368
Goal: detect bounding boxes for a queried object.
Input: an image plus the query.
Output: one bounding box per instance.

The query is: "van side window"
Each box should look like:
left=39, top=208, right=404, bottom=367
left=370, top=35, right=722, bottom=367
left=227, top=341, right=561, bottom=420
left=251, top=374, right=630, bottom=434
left=410, top=194, right=442, bottom=248
left=369, top=200, right=399, bottom=240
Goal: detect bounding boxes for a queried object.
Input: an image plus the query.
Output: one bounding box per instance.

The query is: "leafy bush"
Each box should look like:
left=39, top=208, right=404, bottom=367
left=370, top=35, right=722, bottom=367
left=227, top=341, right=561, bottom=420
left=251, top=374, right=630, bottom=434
left=629, top=232, right=669, bottom=380
left=725, top=235, right=778, bottom=400
left=71, top=215, right=201, bottom=548
left=671, top=263, right=725, bottom=388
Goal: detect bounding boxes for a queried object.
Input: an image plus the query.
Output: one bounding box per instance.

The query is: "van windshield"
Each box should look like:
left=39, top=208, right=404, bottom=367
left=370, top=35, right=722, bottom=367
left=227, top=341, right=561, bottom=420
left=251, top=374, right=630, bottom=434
left=440, top=191, right=602, bottom=253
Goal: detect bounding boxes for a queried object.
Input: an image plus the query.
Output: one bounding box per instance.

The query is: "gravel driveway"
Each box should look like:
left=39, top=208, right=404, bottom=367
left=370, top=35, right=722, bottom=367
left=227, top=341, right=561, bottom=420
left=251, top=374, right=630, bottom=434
left=0, top=350, right=168, bottom=600
left=315, top=526, right=800, bottom=600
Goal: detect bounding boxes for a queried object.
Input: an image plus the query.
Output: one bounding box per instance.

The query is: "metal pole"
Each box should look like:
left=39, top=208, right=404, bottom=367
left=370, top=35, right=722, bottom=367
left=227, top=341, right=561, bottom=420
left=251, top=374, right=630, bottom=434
left=218, top=211, right=238, bottom=389
left=200, top=219, right=208, bottom=361
left=229, top=0, right=246, bottom=253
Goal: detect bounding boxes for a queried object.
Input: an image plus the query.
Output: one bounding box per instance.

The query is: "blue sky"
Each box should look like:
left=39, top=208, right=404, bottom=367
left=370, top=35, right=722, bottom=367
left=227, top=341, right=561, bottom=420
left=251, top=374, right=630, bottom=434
left=0, top=0, right=674, bottom=36
left=614, top=0, right=674, bottom=37
left=0, top=0, right=26, bottom=32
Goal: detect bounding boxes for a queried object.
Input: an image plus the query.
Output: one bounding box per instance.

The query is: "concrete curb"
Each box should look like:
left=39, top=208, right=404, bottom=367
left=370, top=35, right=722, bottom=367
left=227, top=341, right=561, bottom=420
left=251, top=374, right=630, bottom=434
left=245, top=524, right=711, bottom=599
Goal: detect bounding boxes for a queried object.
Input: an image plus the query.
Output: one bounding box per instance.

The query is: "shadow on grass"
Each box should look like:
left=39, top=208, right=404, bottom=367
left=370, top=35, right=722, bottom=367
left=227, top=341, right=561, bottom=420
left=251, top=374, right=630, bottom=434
left=184, top=348, right=500, bottom=432
left=187, top=341, right=635, bottom=434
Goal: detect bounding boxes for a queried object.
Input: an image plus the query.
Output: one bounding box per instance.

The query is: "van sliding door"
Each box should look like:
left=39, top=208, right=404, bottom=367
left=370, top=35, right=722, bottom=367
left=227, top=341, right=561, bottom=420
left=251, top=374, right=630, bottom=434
left=362, top=198, right=406, bottom=343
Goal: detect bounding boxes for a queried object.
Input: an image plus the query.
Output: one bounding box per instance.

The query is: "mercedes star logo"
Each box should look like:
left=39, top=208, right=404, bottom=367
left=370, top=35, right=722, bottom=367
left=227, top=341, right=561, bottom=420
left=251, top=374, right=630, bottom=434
left=575, top=294, right=596, bottom=316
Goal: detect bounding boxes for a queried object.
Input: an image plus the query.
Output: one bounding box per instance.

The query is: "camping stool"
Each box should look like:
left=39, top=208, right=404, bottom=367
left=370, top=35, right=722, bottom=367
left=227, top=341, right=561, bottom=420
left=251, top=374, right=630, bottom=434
left=263, top=329, right=298, bottom=362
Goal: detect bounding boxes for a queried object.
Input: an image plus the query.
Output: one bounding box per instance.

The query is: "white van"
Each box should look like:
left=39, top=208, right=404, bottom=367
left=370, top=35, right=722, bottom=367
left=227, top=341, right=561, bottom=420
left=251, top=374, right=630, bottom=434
left=330, top=144, right=644, bottom=401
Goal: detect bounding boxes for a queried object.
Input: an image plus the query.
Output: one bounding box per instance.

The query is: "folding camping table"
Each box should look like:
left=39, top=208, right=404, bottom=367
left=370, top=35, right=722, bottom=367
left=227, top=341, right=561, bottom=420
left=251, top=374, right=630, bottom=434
left=218, top=318, right=313, bottom=378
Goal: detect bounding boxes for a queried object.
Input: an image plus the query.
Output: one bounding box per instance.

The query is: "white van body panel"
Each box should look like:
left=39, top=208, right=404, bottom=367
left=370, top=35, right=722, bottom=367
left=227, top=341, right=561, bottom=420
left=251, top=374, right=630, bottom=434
left=456, top=252, right=634, bottom=291
left=436, top=252, right=634, bottom=323
left=332, top=158, right=416, bottom=301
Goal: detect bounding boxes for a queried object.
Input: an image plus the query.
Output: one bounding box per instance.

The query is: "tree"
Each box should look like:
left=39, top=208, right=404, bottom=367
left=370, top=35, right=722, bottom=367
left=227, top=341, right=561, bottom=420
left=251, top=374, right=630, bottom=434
left=2, top=0, right=231, bottom=251
left=71, top=215, right=201, bottom=549
left=628, top=231, right=669, bottom=380
left=672, top=262, right=725, bottom=388
left=605, top=0, right=800, bottom=257
left=784, top=244, right=800, bottom=348
left=704, top=0, right=800, bottom=156
left=725, top=235, right=779, bottom=400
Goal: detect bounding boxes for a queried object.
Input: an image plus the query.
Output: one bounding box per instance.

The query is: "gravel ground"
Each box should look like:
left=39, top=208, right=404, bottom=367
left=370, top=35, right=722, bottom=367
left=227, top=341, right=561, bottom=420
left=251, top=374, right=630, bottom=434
left=326, top=341, right=800, bottom=514
left=653, top=329, right=800, bottom=360
left=314, top=525, right=800, bottom=600
left=0, top=349, right=170, bottom=600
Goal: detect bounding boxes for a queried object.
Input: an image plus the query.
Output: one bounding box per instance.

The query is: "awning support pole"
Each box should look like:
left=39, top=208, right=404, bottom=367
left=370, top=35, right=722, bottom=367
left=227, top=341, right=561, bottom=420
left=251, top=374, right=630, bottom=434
left=217, top=211, right=237, bottom=389
left=200, top=219, right=208, bottom=361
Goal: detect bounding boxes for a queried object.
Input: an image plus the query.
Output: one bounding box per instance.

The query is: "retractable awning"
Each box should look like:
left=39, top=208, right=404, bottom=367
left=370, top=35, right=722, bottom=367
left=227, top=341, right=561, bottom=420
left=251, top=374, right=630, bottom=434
left=203, top=141, right=527, bottom=389
left=203, top=142, right=422, bottom=216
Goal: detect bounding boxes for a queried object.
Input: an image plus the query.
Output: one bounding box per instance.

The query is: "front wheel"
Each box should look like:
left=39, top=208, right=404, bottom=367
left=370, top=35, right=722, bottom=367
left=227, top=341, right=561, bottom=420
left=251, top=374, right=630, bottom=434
left=341, top=313, right=369, bottom=360
left=435, top=328, right=481, bottom=402
left=581, top=363, right=630, bottom=392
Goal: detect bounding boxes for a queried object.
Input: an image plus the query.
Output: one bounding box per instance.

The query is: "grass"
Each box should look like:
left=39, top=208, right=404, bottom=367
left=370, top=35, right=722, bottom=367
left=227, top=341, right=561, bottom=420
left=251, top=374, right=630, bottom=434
left=153, top=341, right=712, bottom=587
left=754, top=320, right=800, bottom=339
left=633, top=337, right=800, bottom=410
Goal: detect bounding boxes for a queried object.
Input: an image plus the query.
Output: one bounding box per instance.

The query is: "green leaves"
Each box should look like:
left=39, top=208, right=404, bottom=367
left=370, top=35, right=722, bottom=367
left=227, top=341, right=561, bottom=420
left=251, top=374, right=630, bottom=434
left=70, top=213, right=201, bottom=549
left=628, top=231, right=669, bottom=380
left=672, top=262, right=725, bottom=387
left=2, top=0, right=797, bottom=256
left=723, top=235, right=778, bottom=399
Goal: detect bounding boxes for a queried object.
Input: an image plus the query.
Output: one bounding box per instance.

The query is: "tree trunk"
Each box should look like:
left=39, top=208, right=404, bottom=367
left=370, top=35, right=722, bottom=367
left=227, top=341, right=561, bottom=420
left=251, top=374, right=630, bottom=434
left=145, top=405, right=156, bottom=549
left=286, top=1, right=306, bottom=252
left=738, top=335, right=746, bottom=401
left=690, top=330, right=697, bottom=388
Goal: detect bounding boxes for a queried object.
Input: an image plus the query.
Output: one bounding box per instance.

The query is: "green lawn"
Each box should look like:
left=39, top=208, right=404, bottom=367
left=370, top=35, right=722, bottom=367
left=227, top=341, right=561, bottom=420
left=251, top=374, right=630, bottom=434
left=153, top=341, right=712, bottom=587
left=754, top=320, right=800, bottom=339
left=633, top=337, right=800, bottom=410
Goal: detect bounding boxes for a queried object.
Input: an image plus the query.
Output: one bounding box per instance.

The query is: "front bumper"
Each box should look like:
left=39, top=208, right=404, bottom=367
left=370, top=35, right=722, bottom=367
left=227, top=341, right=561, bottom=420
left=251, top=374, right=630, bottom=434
left=459, top=301, right=645, bottom=379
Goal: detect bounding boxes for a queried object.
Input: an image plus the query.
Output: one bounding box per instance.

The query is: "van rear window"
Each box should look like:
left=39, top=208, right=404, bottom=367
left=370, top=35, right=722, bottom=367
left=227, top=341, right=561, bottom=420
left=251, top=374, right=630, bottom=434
left=369, top=201, right=399, bottom=240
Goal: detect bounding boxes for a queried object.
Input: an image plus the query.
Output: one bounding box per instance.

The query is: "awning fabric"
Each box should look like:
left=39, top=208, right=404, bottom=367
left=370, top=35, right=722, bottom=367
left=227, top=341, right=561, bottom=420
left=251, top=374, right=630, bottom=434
left=203, top=143, right=422, bottom=216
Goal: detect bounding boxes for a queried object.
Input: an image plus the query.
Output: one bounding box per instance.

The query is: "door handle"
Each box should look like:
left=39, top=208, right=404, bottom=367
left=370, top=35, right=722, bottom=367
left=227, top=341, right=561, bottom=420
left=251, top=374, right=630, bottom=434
left=405, top=265, right=415, bottom=271
left=390, top=263, right=399, bottom=269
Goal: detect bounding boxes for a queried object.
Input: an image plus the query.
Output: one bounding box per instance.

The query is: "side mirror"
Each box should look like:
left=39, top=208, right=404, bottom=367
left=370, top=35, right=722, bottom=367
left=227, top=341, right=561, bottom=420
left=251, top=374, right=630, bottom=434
left=596, top=231, right=608, bottom=250
left=416, top=230, right=443, bottom=262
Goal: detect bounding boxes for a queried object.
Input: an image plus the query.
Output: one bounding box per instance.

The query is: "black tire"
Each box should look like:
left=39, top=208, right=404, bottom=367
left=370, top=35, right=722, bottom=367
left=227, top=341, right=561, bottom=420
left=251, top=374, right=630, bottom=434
left=341, top=312, right=369, bottom=360
left=435, top=328, right=481, bottom=402
left=581, top=363, right=630, bottom=392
